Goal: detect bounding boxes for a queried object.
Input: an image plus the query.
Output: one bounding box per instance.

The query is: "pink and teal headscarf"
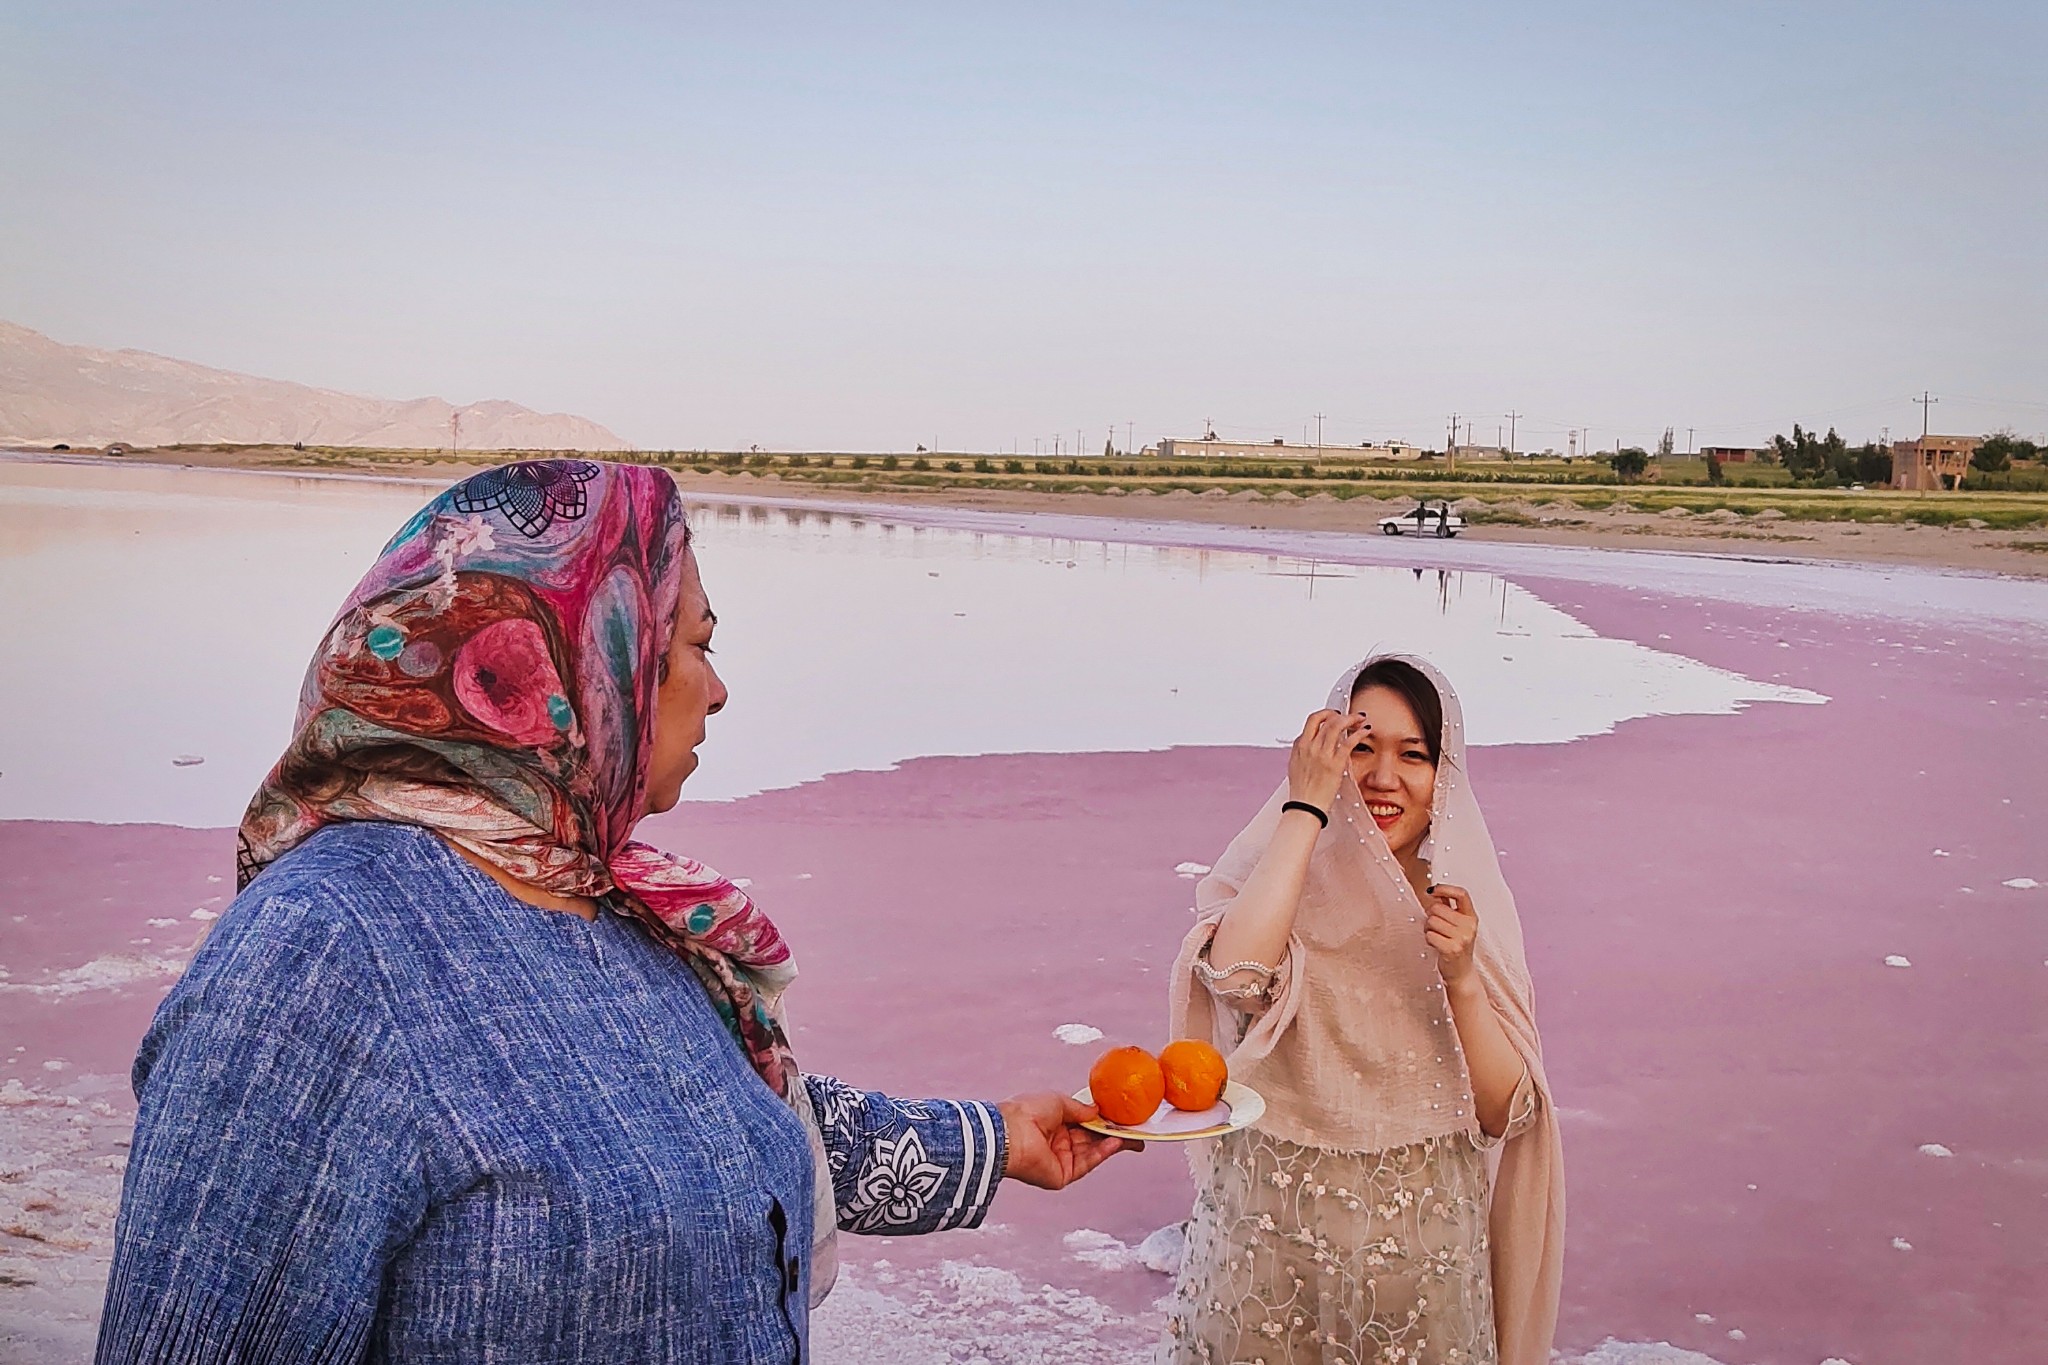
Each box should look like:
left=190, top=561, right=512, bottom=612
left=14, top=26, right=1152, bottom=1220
left=238, top=459, right=799, bottom=1097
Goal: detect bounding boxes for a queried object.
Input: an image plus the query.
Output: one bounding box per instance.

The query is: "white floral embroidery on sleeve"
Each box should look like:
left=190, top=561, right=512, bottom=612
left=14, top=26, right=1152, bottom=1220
left=841, top=1128, right=949, bottom=1233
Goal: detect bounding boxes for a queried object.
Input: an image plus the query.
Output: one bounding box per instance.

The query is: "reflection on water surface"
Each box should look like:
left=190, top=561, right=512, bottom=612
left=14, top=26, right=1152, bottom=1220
left=0, top=462, right=1821, bottom=825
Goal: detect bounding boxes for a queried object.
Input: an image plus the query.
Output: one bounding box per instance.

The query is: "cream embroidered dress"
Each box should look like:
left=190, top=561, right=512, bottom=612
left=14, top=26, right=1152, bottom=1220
left=1165, top=952, right=1538, bottom=1365
left=1163, top=656, right=1564, bottom=1365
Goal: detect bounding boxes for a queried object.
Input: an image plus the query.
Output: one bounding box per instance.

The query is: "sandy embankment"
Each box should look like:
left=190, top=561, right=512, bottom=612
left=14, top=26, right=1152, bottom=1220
left=25, top=446, right=2048, bottom=578
left=4, top=573, right=2045, bottom=1363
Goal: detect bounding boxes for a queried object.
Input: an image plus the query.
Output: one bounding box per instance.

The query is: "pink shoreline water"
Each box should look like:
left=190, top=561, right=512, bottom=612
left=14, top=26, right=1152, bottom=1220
left=3, top=577, right=2044, bottom=1364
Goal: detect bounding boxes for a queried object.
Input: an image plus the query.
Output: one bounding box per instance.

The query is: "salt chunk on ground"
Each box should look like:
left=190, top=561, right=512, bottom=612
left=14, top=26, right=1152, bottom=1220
left=1932, top=849, right=1950, bottom=857
left=1174, top=862, right=1212, bottom=878
left=189, top=907, right=218, bottom=921
left=171, top=754, right=205, bottom=767
left=1693, top=1313, right=1713, bottom=1323
left=1726, top=1329, right=1745, bottom=1341
left=2003, top=877, right=2040, bottom=889
left=1918, top=1143, right=1953, bottom=1158
left=1892, top=1237, right=1912, bottom=1251
left=1136, top=1223, right=1186, bottom=1275
left=731, top=878, right=752, bottom=889
left=1053, top=1024, right=1103, bottom=1046
left=1883, top=955, right=1911, bottom=968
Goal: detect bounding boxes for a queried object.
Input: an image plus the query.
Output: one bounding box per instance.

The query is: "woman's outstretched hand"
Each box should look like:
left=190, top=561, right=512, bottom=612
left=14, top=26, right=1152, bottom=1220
left=997, top=1092, right=1141, bottom=1190
left=1287, top=709, right=1369, bottom=813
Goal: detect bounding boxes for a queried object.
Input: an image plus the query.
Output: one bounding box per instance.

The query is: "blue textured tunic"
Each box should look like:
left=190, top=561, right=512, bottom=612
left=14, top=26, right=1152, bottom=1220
left=95, top=823, right=1007, bottom=1364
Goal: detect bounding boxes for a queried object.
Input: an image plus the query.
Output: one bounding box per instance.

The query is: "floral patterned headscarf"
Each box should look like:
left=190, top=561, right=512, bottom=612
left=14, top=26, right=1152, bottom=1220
left=237, top=459, right=800, bottom=1099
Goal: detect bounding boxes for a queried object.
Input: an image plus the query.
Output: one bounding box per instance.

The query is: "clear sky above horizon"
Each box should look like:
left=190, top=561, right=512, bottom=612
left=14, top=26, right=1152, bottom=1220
left=4, top=1, right=2044, bottom=453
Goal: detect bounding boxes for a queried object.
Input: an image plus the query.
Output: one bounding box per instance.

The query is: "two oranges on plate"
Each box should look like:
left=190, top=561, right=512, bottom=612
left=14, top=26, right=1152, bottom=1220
left=1086, top=1039, right=1228, bottom=1127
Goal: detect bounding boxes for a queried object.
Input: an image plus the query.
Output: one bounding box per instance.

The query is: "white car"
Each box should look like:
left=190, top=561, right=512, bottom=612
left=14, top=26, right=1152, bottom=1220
left=1379, top=503, right=1464, bottom=537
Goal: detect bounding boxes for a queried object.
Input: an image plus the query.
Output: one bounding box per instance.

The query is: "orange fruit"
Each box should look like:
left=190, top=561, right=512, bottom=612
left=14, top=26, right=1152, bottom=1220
left=1159, top=1039, right=1228, bottom=1112
left=1088, top=1045, right=1166, bottom=1127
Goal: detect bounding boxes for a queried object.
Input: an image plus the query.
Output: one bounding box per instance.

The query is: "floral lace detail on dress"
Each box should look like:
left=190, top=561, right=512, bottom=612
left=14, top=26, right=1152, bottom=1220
left=1163, top=1127, right=1497, bottom=1365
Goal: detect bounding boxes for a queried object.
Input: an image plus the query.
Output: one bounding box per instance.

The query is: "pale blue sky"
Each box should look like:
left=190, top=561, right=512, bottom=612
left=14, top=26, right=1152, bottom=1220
left=4, top=2, right=2043, bottom=451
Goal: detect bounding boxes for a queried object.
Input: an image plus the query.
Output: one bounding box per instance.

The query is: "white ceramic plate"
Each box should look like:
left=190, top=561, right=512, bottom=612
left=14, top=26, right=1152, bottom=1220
left=1072, top=1080, right=1266, bottom=1142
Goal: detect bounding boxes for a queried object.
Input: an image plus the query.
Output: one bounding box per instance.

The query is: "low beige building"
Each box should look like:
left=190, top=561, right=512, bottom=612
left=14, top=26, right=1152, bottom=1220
left=1155, top=437, right=1423, bottom=461
left=1891, top=435, right=1979, bottom=491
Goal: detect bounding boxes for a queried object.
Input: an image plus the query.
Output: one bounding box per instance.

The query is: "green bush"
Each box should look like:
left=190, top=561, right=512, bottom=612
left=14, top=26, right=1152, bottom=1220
left=943, top=460, right=963, bottom=472
left=973, top=457, right=993, bottom=473
left=850, top=455, right=868, bottom=469
left=881, top=455, right=900, bottom=470
left=912, top=456, right=930, bottom=471
left=1004, top=459, right=1026, bottom=474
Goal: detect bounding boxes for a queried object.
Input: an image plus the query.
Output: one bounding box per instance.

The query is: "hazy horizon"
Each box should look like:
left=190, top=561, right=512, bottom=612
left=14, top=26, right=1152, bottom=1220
left=4, top=2, right=2044, bottom=454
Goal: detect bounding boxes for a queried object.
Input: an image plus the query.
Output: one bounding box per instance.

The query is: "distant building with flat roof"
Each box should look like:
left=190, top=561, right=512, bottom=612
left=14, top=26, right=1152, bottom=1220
left=1699, top=445, right=1765, bottom=463
left=1155, top=436, right=1423, bottom=461
left=1892, top=435, right=1979, bottom=491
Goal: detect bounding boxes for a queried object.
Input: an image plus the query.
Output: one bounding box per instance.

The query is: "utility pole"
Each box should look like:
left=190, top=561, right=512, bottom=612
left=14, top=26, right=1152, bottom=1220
left=1914, top=390, right=1938, bottom=441
left=1686, top=426, right=1695, bottom=455
left=1126, top=420, right=1134, bottom=458
left=1313, top=411, right=1325, bottom=461
left=449, top=410, right=461, bottom=458
left=1504, top=410, right=1521, bottom=458
left=1446, top=413, right=1460, bottom=475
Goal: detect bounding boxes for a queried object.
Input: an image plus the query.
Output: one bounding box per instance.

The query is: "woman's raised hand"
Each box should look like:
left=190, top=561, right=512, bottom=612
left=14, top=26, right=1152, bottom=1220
left=1287, top=709, right=1368, bottom=813
left=1423, top=883, right=1480, bottom=988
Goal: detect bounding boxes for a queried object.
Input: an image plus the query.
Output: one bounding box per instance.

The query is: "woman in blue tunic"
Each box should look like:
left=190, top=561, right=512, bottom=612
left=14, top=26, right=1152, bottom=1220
left=95, top=460, right=1132, bottom=1364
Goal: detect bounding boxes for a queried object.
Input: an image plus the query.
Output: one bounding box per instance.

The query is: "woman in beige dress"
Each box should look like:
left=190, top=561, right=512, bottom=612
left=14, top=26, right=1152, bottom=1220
left=1165, top=655, right=1564, bottom=1365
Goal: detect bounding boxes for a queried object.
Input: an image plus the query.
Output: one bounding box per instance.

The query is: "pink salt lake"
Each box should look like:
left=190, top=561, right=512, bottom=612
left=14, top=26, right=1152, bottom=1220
left=2, top=457, right=2044, bottom=1364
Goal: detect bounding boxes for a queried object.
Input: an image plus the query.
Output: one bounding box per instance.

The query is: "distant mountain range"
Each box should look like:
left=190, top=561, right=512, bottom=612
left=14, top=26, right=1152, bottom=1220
left=0, top=320, right=627, bottom=450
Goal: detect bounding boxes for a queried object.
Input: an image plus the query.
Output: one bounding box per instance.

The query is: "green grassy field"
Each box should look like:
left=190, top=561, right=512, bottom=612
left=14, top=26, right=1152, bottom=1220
left=153, top=444, right=2048, bottom=531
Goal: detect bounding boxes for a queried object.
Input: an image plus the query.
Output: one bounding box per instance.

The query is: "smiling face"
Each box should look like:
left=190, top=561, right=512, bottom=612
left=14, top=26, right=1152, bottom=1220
left=1346, top=682, right=1439, bottom=859
left=641, top=549, right=726, bottom=817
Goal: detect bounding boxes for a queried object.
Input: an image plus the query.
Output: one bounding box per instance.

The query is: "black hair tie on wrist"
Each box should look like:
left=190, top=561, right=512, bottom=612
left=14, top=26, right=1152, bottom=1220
left=1282, top=800, right=1330, bottom=828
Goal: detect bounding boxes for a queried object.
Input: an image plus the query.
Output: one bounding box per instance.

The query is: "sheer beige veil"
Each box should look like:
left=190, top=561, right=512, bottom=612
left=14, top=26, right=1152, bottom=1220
left=1168, top=652, right=1565, bottom=1365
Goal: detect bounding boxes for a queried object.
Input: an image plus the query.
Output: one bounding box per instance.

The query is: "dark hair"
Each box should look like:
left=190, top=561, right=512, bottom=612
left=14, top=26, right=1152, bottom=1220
left=1349, top=659, right=1443, bottom=765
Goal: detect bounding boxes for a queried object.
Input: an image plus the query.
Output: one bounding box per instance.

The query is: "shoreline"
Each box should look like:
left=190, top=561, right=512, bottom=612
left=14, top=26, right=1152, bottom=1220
left=11, top=446, right=2046, bottom=580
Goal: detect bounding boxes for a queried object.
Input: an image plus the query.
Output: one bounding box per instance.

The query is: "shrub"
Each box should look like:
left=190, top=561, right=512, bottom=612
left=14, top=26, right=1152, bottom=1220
left=788, top=454, right=809, bottom=468
left=1004, top=459, right=1025, bottom=474
left=850, top=455, right=868, bottom=469
left=912, top=456, right=930, bottom=471
left=973, top=457, right=993, bottom=473
left=943, top=460, right=963, bottom=472
left=881, top=455, right=900, bottom=470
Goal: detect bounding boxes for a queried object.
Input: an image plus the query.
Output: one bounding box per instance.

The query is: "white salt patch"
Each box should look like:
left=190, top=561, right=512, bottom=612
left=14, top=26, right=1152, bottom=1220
left=1052, top=1023, right=1103, bottom=1046
left=189, top=907, right=218, bottom=920
left=1062, top=1228, right=1140, bottom=1271
left=795, top=873, right=813, bottom=881
left=205, top=875, right=222, bottom=883
left=2003, top=877, right=2040, bottom=889
left=1726, top=1329, right=1745, bottom=1342
left=145, top=918, right=179, bottom=928
left=171, top=754, right=205, bottom=766
left=0, top=953, right=184, bottom=998
left=1563, top=1341, right=1729, bottom=1365
left=1932, top=849, right=1950, bottom=857
left=1884, top=955, right=1911, bottom=968
left=42, top=1060, right=67, bottom=1071
left=1918, top=1143, right=1953, bottom=1158
left=1694, top=1313, right=1714, bottom=1323
left=1892, top=1237, right=1913, bottom=1251
left=1174, top=861, right=1212, bottom=878
left=730, top=877, right=752, bottom=889
left=1821, top=1359, right=1857, bottom=1365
